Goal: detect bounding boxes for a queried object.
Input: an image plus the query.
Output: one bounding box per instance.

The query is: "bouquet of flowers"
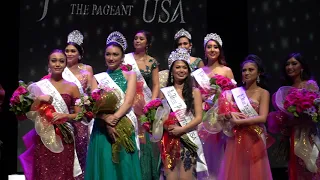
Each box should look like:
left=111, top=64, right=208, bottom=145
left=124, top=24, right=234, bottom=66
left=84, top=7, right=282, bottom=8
left=283, top=88, right=320, bottom=123
left=91, top=84, right=135, bottom=163
left=139, top=98, right=163, bottom=133
left=74, top=87, right=94, bottom=121
left=9, top=81, right=34, bottom=120
left=120, top=63, right=132, bottom=71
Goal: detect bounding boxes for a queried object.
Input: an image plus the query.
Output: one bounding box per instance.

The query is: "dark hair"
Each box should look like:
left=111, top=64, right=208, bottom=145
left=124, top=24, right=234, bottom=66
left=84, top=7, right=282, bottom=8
left=48, top=49, right=67, bottom=70
left=205, top=39, right=226, bottom=66
left=66, top=42, right=84, bottom=58
left=166, top=60, right=194, bottom=113
left=281, top=53, right=312, bottom=86
left=136, top=30, right=153, bottom=48
left=106, top=42, right=125, bottom=58
left=241, top=54, right=268, bottom=90
left=174, top=36, right=192, bottom=49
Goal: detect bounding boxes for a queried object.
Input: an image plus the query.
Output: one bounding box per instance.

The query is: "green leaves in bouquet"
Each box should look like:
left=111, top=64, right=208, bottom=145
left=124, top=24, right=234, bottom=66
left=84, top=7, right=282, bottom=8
left=287, top=106, right=299, bottom=117
left=147, top=108, right=157, bottom=122
left=210, top=78, right=216, bottom=85
left=139, top=115, right=148, bottom=124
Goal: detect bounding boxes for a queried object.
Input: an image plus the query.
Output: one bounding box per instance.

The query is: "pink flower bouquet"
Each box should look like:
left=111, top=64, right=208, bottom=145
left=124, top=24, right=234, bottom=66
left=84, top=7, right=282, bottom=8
left=140, top=98, right=163, bottom=133
left=9, top=81, right=33, bottom=120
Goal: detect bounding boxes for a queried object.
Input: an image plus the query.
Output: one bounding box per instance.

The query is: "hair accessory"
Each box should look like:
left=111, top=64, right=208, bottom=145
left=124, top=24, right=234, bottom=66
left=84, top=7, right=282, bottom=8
left=67, top=30, right=84, bottom=46
left=168, top=48, right=190, bottom=68
left=106, top=31, right=127, bottom=51
left=204, top=33, right=223, bottom=47
left=174, top=28, right=192, bottom=40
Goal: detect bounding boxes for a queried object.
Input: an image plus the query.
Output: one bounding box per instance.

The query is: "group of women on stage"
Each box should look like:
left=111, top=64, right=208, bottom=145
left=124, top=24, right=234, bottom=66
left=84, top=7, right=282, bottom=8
left=16, top=28, right=319, bottom=180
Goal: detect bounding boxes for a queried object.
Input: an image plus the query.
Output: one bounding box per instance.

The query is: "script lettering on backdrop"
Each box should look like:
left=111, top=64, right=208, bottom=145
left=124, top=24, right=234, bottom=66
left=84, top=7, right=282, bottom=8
left=143, top=0, right=186, bottom=23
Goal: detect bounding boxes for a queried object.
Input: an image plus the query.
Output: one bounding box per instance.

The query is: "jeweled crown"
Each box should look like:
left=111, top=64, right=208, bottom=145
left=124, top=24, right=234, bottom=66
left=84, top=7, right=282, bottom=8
left=174, top=28, right=192, bottom=40
left=168, top=48, right=190, bottom=68
left=204, top=33, right=223, bottom=47
left=106, top=31, right=127, bottom=51
left=67, top=30, right=84, bottom=46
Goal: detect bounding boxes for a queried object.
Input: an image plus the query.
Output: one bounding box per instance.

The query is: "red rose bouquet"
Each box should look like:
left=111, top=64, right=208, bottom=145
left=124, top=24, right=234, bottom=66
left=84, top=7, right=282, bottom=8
left=9, top=81, right=34, bottom=120
left=139, top=98, right=163, bottom=133
left=120, top=64, right=133, bottom=71
left=284, top=88, right=320, bottom=123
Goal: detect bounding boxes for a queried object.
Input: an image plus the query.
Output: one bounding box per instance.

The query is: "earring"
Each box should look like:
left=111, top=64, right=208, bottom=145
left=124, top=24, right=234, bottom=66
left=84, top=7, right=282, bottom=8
left=170, top=75, right=174, bottom=83
left=242, top=81, right=245, bottom=84
left=257, top=76, right=260, bottom=83
left=188, top=48, right=192, bottom=54
left=78, top=55, right=82, bottom=60
left=146, top=46, right=149, bottom=55
left=300, top=69, right=304, bottom=79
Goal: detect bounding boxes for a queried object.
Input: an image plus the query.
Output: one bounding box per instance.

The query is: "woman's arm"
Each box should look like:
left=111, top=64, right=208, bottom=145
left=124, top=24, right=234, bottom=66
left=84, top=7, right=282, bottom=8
left=113, top=71, right=137, bottom=118
left=232, top=89, right=270, bottom=125
left=151, top=61, right=160, bottom=99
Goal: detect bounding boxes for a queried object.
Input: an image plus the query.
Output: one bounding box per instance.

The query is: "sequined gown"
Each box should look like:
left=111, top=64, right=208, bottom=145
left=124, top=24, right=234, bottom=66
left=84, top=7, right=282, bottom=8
left=139, top=59, right=161, bottom=180
left=217, top=91, right=272, bottom=180
left=85, top=69, right=141, bottom=180
left=189, top=58, right=202, bottom=72
left=34, top=94, right=76, bottom=180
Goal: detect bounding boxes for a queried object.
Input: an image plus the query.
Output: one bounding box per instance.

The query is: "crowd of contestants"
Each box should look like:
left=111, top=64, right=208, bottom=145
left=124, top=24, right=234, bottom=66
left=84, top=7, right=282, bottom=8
left=11, top=28, right=320, bottom=180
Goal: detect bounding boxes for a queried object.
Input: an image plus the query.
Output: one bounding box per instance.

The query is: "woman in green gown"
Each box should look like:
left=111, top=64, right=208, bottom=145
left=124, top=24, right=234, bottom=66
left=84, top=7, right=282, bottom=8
left=85, top=31, right=141, bottom=180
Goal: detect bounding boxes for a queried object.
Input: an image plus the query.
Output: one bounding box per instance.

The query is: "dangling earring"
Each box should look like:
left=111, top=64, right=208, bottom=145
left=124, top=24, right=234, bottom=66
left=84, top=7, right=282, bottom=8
left=78, top=55, right=82, bottom=60
left=242, top=81, right=245, bottom=84
left=170, top=74, right=174, bottom=83
left=188, top=48, right=192, bottom=55
left=300, top=69, right=304, bottom=79
left=146, top=46, right=149, bottom=55
left=257, top=76, right=260, bottom=83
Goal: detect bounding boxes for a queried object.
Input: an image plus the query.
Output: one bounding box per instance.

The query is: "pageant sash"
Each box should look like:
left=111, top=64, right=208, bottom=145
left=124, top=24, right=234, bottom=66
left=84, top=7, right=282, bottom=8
left=62, top=67, right=84, bottom=94
left=231, top=87, right=258, bottom=117
left=161, top=86, right=208, bottom=172
left=34, top=79, right=82, bottom=177
left=124, top=53, right=152, bottom=103
left=192, top=68, right=215, bottom=101
left=94, top=72, right=140, bottom=150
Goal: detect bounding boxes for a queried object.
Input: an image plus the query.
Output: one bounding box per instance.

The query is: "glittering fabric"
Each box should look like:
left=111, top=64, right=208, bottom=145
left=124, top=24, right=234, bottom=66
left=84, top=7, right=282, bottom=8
left=189, top=58, right=202, bottom=72
left=72, top=121, right=87, bottom=180
left=108, top=69, right=127, bottom=90
left=33, top=94, right=75, bottom=180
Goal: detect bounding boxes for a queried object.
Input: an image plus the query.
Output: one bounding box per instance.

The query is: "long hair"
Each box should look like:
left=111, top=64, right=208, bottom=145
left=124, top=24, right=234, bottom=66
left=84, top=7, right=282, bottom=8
left=166, top=60, right=194, bottom=113
left=281, top=53, right=312, bottom=86
left=241, top=54, right=269, bottom=90
left=205, top=39, right=226, bottom=66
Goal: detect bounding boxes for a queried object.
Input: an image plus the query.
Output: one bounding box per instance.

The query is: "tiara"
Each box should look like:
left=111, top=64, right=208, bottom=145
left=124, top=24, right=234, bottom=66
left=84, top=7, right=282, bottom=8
left=204, top=33, right=223, bottom=47
left=168, top=48, right=190, bottom=68
left=174, top=28, right=191, bottom=40
left=106, top=31, right=127, bottom=51
left=67, top=30, right=84, bottom=46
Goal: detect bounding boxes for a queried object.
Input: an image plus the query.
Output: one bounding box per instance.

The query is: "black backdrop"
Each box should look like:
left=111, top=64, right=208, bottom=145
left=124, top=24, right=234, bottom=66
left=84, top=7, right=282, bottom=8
left=1, top=0, right=319, bottom=179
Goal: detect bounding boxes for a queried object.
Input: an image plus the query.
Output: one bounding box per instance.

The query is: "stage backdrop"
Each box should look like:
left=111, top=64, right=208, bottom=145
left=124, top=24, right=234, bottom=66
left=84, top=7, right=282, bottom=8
left=18, top=0, right=207, bottom=172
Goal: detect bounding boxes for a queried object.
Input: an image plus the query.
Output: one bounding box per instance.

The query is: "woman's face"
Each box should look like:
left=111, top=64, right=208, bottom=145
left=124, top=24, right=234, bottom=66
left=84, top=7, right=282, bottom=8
left=48, top=52, right=67, bottom=74
left=242, top=62, right=259, bottom=84
left=134, top=32, right=148, bottom=51
left=105, top=45, right=123, bottom=70
left=285, top=57, right=303, bottom=79
left=65, top=44, right=80, bottom=64
left=177, top=37, right=192, bottom=51
left=205, top=40, right=220, bottom=62
left=171, top=60, right=190, bottom=82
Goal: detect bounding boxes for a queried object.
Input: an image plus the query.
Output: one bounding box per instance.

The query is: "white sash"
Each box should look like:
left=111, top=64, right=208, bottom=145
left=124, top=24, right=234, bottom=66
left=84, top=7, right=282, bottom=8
left=94, top=72, right=140, bottom=150
left=161, top=86, right=208, bottom=172
left=231, top=87, right=258, bottom=117
left=35, top=79, right=82, bottom=177
left=62, top=67, right=84, bottom=94
left=124, top=53, right=152, bottom=103
left=192, top=68, right=215, bottom=102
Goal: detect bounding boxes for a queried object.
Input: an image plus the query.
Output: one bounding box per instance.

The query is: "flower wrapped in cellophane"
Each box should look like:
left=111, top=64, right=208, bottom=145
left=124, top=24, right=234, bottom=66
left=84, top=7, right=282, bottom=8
left=74, top=87, right=95, bottom=122
left=91, top=85, right=135, bottom=163
left=9, top=80, right=34, bottom=120
left=23, top=83, right=74, bottom=153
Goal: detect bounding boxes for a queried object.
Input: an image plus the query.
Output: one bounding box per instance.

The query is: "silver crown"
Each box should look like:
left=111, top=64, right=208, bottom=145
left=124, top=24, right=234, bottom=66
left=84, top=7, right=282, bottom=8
left=174, top=28, right=192, bottom=40
left=204, top=33, right=223, bottom=47
left=67, top=30, right=84, bottom=46
left=106, top=31, right=127, bottom=51
left=168, top=48, right=190, bottom=68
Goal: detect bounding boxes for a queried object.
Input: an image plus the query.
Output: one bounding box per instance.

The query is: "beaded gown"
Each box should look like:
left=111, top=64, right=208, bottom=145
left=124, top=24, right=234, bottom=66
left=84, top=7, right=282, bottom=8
left=85, top=69, right=141, bottom=180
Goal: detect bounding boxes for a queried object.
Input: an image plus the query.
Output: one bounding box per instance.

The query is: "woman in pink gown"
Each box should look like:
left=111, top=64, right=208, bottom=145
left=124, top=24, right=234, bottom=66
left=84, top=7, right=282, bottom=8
left=268, top=53, right=320, bottom=180
left=216, top=55, right=273, bottom=180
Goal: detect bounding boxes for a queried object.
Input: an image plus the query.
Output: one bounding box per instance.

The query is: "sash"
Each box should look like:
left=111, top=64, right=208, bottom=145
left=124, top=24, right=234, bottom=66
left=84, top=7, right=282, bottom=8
left=124, top=53, right=152, bottom=103
left=192, top=68, right=215, bottom=101
left=94, top=72, right=140, bottom=150
left=35, top=79, right=82, bottom=177
left=231, top=87, right=258, bottom=117
left=62, top=67, right=84, bottom=94
left=161, top=86, right=208, bottom=172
